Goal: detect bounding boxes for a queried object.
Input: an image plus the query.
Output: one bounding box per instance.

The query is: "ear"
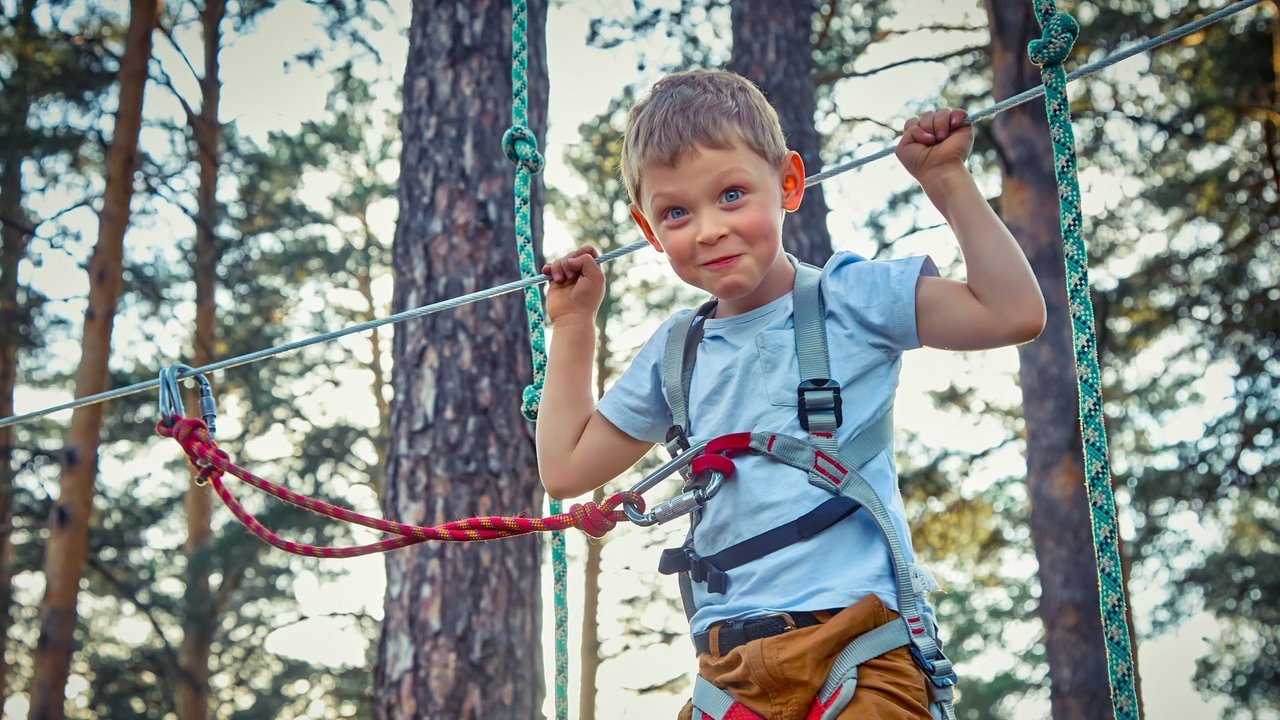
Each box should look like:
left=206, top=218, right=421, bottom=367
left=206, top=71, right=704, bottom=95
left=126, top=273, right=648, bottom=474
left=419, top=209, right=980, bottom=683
left=780, top=151, right=805, bottom=212
left=630, top=203, right=663, bottom=252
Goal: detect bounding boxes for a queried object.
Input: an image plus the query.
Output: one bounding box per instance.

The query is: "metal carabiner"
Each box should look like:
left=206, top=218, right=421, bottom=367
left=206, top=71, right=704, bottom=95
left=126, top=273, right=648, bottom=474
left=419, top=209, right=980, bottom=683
left=158, top=364, right=218, bottom=438
left=624, top=440, right=728, bottom=527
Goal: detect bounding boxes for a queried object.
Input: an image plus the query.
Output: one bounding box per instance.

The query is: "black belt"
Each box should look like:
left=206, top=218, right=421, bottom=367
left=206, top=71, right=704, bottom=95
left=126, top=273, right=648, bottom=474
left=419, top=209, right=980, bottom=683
left=693, top=609, right=840, bottom=656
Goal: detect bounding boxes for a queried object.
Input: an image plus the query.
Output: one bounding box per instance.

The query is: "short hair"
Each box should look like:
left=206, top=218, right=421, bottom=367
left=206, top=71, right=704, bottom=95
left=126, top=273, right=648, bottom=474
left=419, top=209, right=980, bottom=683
left=622, top=69, right=788, bottom=206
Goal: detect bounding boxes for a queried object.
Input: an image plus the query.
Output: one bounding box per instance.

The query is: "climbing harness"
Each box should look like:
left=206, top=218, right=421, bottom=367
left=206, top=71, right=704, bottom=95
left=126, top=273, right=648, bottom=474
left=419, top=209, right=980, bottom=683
left=654, top=260, right=956, bottom=720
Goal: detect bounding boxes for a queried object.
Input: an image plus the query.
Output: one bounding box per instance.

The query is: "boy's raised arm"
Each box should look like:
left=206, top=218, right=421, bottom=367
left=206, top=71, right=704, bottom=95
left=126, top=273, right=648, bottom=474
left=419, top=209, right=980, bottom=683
left=897, top=109, right=1047, bottom=351
left=537, top=246, right=654, bottom=500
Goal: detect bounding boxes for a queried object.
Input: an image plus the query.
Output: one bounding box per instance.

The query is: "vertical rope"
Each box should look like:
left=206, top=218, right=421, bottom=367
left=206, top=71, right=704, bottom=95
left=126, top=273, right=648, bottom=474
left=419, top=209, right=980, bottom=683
left=503, top=1, right=567, bottom=717
left=1027, top=2, right=1140, bottom=718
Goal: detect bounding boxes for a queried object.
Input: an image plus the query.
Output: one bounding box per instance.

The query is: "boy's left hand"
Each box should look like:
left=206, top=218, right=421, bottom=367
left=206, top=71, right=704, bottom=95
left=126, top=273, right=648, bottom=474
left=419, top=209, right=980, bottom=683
left=895, top=108, right=973, bottom=188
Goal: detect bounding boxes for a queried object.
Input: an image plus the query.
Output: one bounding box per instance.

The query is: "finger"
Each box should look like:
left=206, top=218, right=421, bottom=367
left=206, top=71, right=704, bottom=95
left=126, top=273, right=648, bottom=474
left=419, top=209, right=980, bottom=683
left=566, top=253, right=602, bottom=280
left=918, top=111, right=935, bottom=137
left=950, top=109, right=968, bottom=129
left=901, top=116, right=919, bottom=134
left=911, top=126, right=936, bottom=145
left=932, top=108, right=952, bottom=140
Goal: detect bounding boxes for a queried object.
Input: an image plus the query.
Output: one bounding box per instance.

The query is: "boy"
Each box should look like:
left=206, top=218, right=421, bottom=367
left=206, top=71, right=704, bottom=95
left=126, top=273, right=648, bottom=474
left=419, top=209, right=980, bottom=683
left=537, top=70, right=1045, bottom=719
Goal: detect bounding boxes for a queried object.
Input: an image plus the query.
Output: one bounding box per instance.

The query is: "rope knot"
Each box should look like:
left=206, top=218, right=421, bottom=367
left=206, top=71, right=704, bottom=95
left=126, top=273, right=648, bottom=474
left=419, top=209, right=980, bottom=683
left=157, top=416, right=226, bottom=486
left=570, top=501, right=616, bottom=538
left=1028, top=12, right=1079, bottom=67
left=520, top=385, right=540, bottom=421
left=502, top=125, right=545, bottom=174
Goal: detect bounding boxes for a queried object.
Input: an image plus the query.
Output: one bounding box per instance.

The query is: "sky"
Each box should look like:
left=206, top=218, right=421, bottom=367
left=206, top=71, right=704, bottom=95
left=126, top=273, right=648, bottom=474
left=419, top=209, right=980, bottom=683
left=5, top=0, right=1247, bottom=718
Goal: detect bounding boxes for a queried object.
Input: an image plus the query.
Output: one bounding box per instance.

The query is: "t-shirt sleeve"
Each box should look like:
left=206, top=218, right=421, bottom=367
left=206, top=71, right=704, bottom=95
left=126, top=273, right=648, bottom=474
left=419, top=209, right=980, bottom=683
left=595, top=311, right=689, bottom=443
left=822, top=251, right=940, bottom=354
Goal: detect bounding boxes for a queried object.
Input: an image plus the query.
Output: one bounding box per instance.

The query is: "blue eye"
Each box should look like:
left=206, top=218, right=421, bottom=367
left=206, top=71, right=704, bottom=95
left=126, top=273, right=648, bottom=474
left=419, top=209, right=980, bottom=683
left=665, top=207, right=687, bottom=220
left=722, top=188, right=743, bottom=203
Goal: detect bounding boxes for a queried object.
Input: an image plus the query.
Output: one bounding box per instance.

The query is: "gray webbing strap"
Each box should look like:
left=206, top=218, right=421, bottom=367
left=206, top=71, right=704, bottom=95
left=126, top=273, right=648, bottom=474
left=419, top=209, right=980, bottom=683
left=839, top=471, right=953, bottom=684
left=692, top=674, right=736, bottom=720
left=838, top=406, right=892, bottom=470
left=817, top=619, right=911, bottom=704
left=792, top=261, right=840, bottom=457
left=792, top=261, right=829, bottom=384
left=662, top=301, right=716, bottom=455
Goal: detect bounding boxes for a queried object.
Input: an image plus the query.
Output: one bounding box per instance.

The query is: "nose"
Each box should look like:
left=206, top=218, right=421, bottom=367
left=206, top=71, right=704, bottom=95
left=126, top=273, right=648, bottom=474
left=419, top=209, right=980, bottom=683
left=695, top=213, right=728, bottom=245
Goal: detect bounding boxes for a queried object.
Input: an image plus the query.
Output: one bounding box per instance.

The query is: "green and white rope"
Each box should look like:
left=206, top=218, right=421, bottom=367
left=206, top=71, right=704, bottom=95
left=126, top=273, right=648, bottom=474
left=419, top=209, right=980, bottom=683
left=501, top=1, right=567, bottom=718
left=1028, top=2, right=1139, bottom=718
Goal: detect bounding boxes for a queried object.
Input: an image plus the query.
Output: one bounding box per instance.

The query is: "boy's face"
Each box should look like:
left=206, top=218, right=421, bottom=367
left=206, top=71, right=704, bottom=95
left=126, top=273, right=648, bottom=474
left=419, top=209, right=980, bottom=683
left=630, top=143, right=805, bottom=317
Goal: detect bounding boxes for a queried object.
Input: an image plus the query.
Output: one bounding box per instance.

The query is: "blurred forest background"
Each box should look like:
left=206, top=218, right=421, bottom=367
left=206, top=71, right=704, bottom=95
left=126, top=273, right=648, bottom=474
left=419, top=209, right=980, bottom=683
left=0, top=0, right=1275, bottom=718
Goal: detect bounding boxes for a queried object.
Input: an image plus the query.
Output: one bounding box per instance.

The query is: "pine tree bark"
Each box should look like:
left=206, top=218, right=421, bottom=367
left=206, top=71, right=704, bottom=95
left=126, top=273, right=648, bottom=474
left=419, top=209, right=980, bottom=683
left=374, top=0, right=547, bottom=717
left=29, top=2, right=157, bottom=716
left=985, top=1, right=1121, bottom=717
left=0, top=4, right=37, bottom=705
left=730, top=0, right=833, bottom=265
left=178, top=3, right=224, bottom=719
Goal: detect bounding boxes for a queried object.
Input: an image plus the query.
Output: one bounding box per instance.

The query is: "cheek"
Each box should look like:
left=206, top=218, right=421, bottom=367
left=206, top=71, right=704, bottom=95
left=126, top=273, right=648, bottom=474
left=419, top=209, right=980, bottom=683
left=737, top=206, right=781, bottom=239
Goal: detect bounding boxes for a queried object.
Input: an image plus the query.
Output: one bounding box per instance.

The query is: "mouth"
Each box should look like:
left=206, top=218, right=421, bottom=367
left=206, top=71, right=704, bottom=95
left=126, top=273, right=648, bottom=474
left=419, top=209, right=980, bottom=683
left=702, top=254, right=741, bottom=270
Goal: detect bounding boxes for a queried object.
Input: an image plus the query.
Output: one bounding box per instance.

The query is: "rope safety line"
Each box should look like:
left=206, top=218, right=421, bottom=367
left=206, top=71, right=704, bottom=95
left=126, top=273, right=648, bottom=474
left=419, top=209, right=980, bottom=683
left=497, top=0, right=570, bottom=716
left=0, top=0, right=1263, bottom=433
left=156, top=416, right=644, bottom=555
left=1028, top=2, right=1140, bottom=718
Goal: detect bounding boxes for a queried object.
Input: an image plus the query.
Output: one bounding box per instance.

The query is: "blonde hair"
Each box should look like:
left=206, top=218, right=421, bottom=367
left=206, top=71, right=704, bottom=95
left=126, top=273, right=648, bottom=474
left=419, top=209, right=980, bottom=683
left=622, top=69, right=788, bottom=206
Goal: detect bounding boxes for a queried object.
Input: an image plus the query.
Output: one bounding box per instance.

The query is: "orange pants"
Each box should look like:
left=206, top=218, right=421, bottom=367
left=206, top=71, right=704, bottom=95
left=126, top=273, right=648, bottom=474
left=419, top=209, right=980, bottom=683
left=678, top=595, right=933, bottom=720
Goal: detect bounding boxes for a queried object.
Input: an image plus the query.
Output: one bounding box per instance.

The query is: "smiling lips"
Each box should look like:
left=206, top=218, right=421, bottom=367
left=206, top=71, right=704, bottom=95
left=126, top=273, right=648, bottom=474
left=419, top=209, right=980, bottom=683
left=702, top=254, right=741, bottom=270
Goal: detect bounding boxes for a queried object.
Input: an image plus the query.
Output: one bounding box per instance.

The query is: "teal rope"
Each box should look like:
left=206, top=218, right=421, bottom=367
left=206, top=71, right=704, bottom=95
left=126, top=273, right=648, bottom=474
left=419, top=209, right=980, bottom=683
left=503, top=1, right=567, bottom=718
left=1028, top=2, right=1140, bottom=718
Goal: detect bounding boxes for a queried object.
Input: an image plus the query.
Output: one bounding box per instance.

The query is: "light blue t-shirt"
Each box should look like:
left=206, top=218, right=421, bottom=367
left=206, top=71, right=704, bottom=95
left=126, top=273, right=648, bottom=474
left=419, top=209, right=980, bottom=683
left=597, top=251, right=939, bottom=634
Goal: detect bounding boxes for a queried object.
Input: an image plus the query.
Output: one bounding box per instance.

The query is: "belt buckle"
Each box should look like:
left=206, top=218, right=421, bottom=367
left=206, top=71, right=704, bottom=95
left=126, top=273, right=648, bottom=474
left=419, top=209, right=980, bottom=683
left=774, top=612, right=797, bottom=631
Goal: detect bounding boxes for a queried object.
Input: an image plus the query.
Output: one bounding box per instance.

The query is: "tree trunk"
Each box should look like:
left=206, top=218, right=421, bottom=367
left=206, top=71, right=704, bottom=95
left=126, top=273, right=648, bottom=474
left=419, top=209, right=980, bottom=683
left=0, top=2, right=40, bottom=704
left=578, top=292, right=616, bottom=720
left=729, top=0, right=833, bottom=265
left=985, top=1, right=1121, bottom=717
left=28, top=2, right=157, bottom=716
left=374, top=0, right=547, bottom=718
left=178, top=3, right=224, bottom=719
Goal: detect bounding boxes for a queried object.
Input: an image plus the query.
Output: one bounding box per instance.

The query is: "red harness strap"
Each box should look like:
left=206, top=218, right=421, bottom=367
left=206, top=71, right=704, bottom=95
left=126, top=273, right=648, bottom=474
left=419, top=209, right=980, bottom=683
left=157, top=416, right=642, bottom=558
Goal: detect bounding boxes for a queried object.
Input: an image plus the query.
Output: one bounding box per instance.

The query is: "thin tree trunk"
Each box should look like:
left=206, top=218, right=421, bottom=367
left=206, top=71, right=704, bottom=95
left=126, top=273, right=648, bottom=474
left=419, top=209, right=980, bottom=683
left=374, top=0, right=547, bottom=717
left=578, top=287, right=616, bottom=720
left=0, top=2, right=39, bottom=704
left=28, top=2, right=157, bottom=716
left=730, top=0, right=833, bottom=265
left=985, top=1, right=1132, bottom=717
left=355, top=217, right=389, bottom=501
left=178, top=3, right=224, bottom=719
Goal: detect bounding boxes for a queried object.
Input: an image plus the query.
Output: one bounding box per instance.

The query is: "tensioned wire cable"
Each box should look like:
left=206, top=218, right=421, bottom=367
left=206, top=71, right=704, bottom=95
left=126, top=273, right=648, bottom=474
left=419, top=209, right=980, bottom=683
left=0, top=0, right=1264, bottom=433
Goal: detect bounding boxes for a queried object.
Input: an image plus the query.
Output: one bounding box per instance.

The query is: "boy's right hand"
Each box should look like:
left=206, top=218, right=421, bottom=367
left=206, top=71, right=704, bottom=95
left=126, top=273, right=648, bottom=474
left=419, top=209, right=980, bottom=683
left=543, top=245, right=605, bottom=325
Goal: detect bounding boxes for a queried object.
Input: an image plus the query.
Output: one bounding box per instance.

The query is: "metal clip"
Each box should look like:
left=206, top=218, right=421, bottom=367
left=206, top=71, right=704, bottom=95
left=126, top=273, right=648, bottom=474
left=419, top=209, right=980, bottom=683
left=624, top=440, right=728, bottom=527
left=158, top=364, right=218, bottom=438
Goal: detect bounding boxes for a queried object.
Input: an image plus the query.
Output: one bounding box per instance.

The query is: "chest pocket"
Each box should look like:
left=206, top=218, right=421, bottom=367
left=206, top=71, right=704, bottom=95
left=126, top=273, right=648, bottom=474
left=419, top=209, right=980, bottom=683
left=753, top=330, right=801, bottom=407
left=754, top=328, right=882, bottom=408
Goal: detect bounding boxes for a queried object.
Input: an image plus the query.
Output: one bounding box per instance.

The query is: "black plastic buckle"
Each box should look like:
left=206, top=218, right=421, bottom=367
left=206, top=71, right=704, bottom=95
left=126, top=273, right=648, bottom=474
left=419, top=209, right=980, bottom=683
left=797, top=379, right=842, bottom=431
left=665, top=424, right=691, bottom=453
left=909, top=644, right=959, bottom=688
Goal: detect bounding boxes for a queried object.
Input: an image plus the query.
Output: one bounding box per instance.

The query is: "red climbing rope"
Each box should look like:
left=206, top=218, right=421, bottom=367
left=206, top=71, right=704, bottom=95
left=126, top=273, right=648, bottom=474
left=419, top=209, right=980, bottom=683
left=156, top=416, right=643, bottom=558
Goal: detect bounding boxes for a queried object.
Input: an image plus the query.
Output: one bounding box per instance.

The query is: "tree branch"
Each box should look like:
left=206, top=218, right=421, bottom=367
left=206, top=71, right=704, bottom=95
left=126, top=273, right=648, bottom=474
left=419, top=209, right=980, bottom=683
left=816, top=45, right=986, bottom=86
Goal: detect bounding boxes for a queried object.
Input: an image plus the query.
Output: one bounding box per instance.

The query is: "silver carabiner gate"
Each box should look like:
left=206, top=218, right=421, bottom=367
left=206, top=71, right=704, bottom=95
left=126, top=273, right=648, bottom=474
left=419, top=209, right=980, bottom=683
left=158, top=364, right=218, bottom=438
left=624, top=440, right=727, bottom=527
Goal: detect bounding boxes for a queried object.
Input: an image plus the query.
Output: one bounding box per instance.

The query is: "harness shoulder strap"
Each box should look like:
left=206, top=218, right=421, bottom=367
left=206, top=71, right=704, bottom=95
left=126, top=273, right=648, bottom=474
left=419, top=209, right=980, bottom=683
left=792, top=261, right=842, bottom=456
left=662, top=300, right=717, bottom=457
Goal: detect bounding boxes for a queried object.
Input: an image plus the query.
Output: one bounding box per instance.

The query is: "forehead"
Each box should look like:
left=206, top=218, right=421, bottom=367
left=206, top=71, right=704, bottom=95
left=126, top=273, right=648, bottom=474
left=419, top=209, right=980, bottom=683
left=640, top=144, right=777, bottom=207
